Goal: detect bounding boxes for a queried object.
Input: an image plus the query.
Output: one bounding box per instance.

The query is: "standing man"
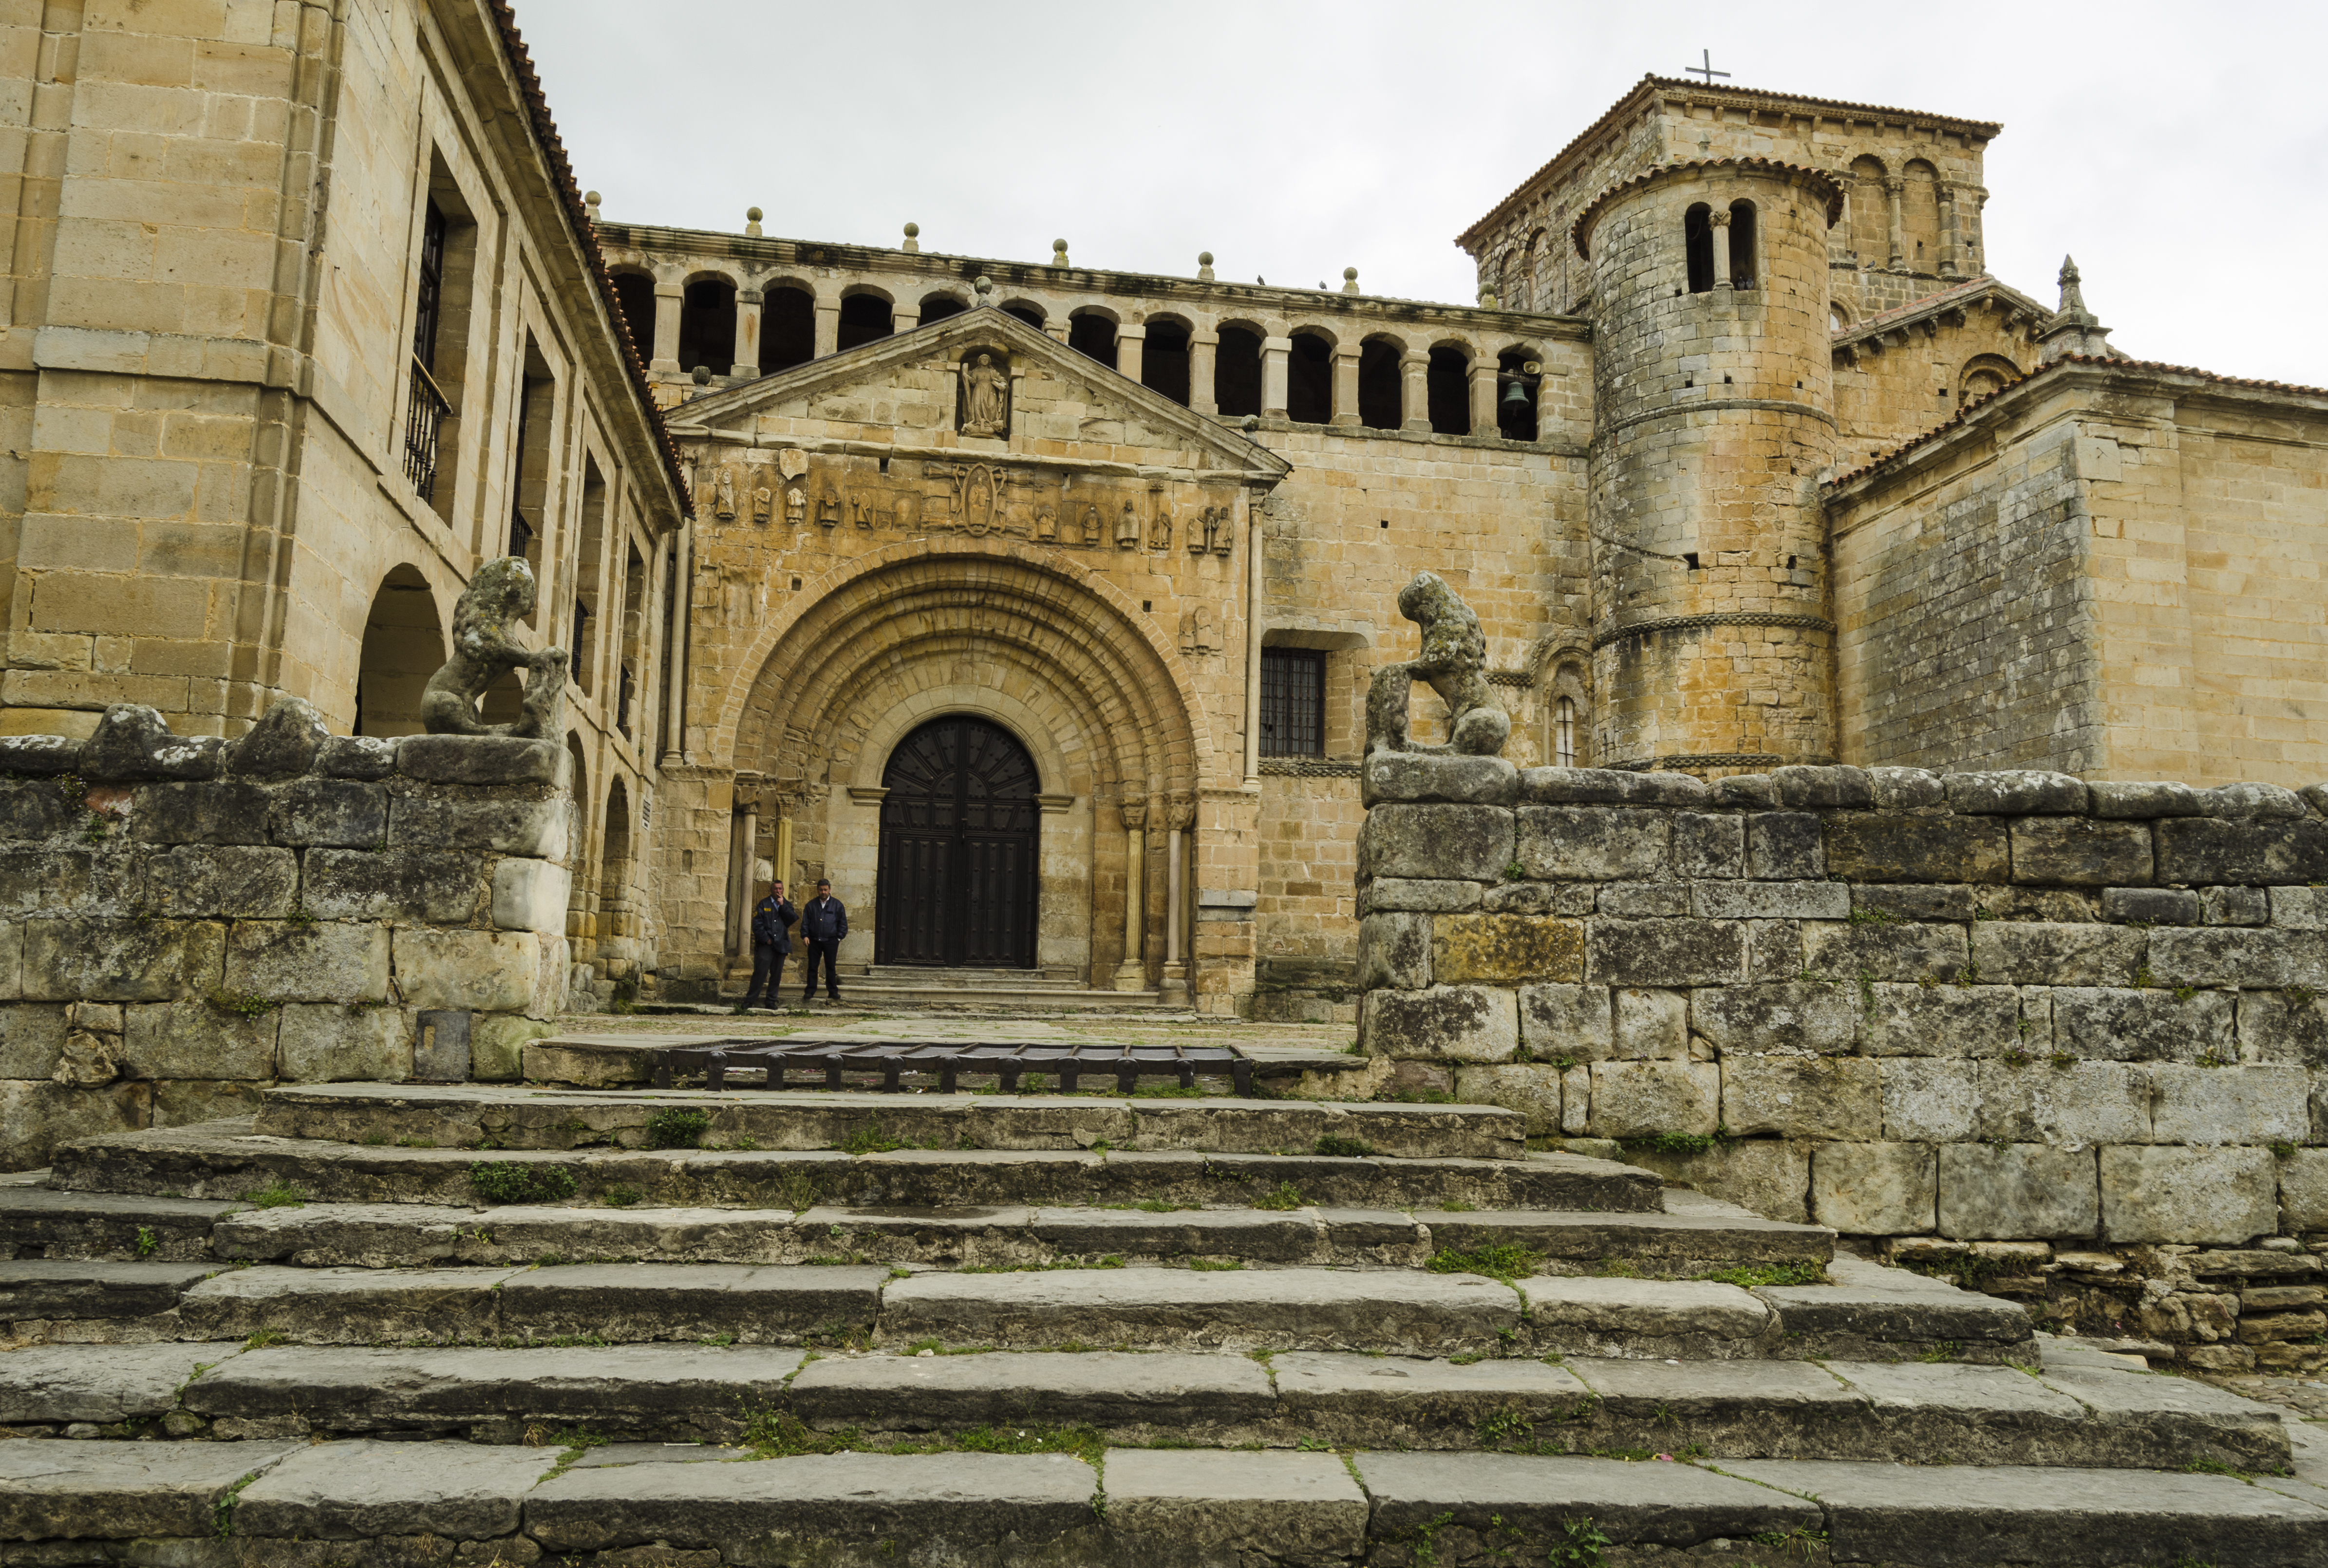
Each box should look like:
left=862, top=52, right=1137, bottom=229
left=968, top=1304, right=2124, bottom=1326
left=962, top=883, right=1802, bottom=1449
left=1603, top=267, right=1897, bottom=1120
left=798, top=878, right=849, bottom=1004
left=745, top=878, right=796, bottom=1010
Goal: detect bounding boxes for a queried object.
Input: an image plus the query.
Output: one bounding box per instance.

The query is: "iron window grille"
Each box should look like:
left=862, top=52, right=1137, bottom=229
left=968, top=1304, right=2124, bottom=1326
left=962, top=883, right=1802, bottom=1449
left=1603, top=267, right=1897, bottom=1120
left=1259, top=648, right=1326, bottom=757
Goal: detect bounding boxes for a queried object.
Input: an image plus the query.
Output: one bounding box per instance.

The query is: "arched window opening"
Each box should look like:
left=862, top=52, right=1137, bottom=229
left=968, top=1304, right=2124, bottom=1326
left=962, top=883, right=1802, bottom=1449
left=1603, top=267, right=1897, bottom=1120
left=1357, top=338, right=1402, bottom=429
left=836, top=294, right=891, bottom=353
left=1002, top=302, right=1046, bottom=330
left=1684, top=204, right=1714, bottom=295
left=601, top=780, right=633, bottom=967
left=353, top=565, right=443, bottom=738
left=1495, top=349, right=1539, bottom=442
left=1286, top=332, right=1332, bottom=424
left=1830, top=305, right=1847, bottom=333
left=608, top=271, right=655, bottom=363
left=617, top=543, right=646, bottom=737
left=1902, top=160, right=1940, bottom=271
left=758, top=286, right=814, bottom=373
left=1426, top=346, right=1469, bottom=435
left=1848, top=156, right=1888, bottom=261
left=1067, top=312, right=1116, bottom=368
left=564, top=735, right=591, bottom=955
left=1727, top=201, right=1757, bottom=291
left=570, top=457, right=607, bottom=696
left=919, top=292, right=967, bottom=325
left=1958, top=355, right=2021, bottom=405
left=1214, top=326, right=1263, bottom=418
left=676, top=277, right=735, bottom=374
left=1141, top=320, right=1191, bottom=405
left=1555, top=697, right=1577, bottom=768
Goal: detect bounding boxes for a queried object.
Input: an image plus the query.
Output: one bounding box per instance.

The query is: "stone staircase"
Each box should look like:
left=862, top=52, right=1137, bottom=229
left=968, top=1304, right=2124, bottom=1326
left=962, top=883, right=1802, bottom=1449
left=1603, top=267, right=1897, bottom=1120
left=3, top=1071, right=2326, bottom=1565
left=715, top=962, right=1181, bottom=1013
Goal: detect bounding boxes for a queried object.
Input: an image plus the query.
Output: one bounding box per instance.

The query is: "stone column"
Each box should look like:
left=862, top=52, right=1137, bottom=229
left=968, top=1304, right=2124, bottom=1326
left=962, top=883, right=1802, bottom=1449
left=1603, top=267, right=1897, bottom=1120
left=1401, top=349, right=1430, bottom=432
left=1885, top=177, right=1905, bottom=269
left=661, top=520, right=690, bottom=765
left=1968, top=187, right=1989, bottom=273
left=1937, top=185, right=1961, bottom=279
left=813, top=295, right=840, bottom=358
left=1708, top=205, right=1732, bottom=289
left=1116, top=324, right=1145, bottom=386
left=1114, top=801, right=1148, bottom=992
left=891, top=303, right=919, bottom=335
left=1243, top=490, right=1264, bottom=784
left=1260, top=336, right=1291, bottom=419
left=651, top=283, right=682, bottom=373
left=771, top=793, right=795, bottom=894
left=1159, top=796, right=1194, bottom=1006
left=1468, top=355, right=1497, bottom=437
left=1330, top=345, right=1361, bottom=426
left=724, top=804, right=749, bottom=962
left=1190, top=332, right=1219, bottom=414
left=732, top=288, right=762, bottom=378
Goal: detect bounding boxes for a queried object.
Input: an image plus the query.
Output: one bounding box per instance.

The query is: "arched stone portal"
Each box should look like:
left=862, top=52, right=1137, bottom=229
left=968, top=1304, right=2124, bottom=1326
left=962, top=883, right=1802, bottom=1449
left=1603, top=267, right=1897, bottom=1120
left=876, top=716, right=1040, bottom=968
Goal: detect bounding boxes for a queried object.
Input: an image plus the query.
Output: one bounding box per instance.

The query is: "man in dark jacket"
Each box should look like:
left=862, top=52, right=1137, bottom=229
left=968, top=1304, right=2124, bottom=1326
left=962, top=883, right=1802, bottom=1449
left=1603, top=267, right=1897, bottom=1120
left=798, top=878, right=848, bottom=1002
left=745, top=879, right=796, bottom=1010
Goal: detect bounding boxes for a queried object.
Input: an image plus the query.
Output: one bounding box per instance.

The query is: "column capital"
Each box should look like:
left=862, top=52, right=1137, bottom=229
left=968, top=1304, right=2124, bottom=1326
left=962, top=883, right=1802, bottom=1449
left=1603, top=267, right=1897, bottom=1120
left=1706, top=207, right=1732, bottom=227
left=1118, top=801, right=1148, bottom=830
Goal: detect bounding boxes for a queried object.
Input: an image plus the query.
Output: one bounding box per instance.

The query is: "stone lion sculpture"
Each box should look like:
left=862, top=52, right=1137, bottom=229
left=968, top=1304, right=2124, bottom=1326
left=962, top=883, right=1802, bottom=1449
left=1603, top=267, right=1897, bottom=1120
left=420, top=557, right=569, bottom=740
left=1365, top=571, right=1510, bottom=757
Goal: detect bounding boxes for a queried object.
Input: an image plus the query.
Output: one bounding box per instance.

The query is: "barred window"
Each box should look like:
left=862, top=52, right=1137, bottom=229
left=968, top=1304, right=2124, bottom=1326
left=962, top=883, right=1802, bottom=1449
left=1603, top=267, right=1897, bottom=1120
left=1259, top=648, right=1325, bottom=757
left=1555, top=696, right=1577, bottom=767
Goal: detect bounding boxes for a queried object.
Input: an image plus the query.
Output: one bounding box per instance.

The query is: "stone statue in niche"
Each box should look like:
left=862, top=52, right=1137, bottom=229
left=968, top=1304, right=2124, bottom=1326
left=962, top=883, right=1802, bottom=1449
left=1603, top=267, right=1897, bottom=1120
left=1214, top=508, right=1234, bottom=558
left=1148, top=503, right=1172, bottom=551
left=961, top=353, right=1009, bottom=436
left=1365, top=571, right=1510, bottom=758
left=1034, top=504, right=1057, bottom=541
left=1082, top=504, right=1104, bottom=546
left=1192, top=506, right=1215, bottom=554
left=817, top=489, right=841, bottom=529
left=751, top=482, right=772, bottom=523
left=785, top=486, right=807, bottom=526
left=714, top=467, right=737, bottom=521
left=1116, top=499, right=1140, bottom=550
left=420, top=557, right=567, bottom=741
left=1177, top=605, right=1216, bottom=656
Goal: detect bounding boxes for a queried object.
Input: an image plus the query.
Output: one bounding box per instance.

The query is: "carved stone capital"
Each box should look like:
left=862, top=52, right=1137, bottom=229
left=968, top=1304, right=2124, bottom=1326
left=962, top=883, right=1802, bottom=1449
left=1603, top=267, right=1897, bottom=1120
left=1167, top=796, right=1197, bottom=832
left=1706, top=207, right=1732, bottom=227
left=1118, top=801, right=1148, bottom=830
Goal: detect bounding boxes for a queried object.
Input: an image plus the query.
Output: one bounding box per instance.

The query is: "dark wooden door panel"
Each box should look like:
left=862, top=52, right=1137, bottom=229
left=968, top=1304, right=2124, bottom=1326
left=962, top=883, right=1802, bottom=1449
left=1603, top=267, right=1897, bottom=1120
left=875, top=716, right=1039, bottom=968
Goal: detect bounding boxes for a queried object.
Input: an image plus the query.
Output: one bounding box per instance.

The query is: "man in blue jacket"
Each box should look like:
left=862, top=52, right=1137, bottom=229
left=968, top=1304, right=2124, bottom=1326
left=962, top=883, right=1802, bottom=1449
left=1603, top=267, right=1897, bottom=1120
left=797, top=878, right=848, bottom=1003
left=745, top=879, right=796, bottom=1010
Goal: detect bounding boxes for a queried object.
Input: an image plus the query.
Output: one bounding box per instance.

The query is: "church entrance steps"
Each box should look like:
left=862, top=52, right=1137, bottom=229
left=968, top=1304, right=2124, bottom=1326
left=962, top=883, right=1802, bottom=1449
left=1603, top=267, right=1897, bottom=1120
left=4, top=1441, right=2324, bottom=1566
left=43, top=1121, right=1656, bottom=1212
left=0, top=1340, right=2290, bottom=1475
left=250, top=1081, right=1523, bottom=1161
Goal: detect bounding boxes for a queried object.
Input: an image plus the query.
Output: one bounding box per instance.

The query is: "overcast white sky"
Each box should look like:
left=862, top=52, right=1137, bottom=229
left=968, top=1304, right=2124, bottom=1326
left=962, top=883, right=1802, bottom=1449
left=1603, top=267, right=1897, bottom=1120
left=519, top=1, right=2327, bottom=388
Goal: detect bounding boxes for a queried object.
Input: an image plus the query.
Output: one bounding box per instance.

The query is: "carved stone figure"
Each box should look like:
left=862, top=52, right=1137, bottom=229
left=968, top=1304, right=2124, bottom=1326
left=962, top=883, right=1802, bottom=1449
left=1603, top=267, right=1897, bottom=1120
left=1117, top=499, right=1140, bottom=549
left=818, top=489, right=840, bottom=528
left=1178, top=605, right=1216, bottom=656
left=419, top=556, right=568, bottom=741
left=1365, top=570, right=1510, bottom=758
left=1212, top=509, right=1233, bottom=559
left=1191, top=506, right=1214, bottom=554
left=1148, top=503, right=1172, bottom=551
left=715, top=467, right=736, bottom=520
left=751, top=484, right=772, bottom=523
left=1083, top=504, right=1103, bottom=545
left=962, top=353, right=1009, bottom=436
left=785, top=486, right=807, bottom=526
left=1034, top=504, right=1057, bottom=541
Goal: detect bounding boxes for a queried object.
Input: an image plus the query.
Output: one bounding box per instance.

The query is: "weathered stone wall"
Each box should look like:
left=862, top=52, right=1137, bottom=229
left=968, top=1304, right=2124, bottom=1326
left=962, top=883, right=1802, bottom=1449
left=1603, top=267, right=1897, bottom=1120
left=0, top=701, right=571, bottom=1170
left=1355, top=752, right=2328, bottom=1371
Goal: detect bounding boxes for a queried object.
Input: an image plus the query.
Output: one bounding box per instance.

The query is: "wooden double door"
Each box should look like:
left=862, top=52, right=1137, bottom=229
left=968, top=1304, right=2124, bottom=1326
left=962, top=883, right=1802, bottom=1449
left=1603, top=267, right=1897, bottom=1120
left=874, top=716, right=1040, bottom=968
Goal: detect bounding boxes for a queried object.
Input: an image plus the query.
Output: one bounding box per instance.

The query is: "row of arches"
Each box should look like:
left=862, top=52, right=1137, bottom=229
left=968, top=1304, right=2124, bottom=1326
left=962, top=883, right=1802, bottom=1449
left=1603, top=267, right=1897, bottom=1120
left=1682, top=201, right=1758, bottom=294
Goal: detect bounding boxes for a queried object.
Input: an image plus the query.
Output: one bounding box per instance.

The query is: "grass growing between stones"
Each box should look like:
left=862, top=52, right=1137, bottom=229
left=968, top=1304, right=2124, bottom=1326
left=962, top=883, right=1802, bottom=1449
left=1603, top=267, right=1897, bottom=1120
left=1695, top=1261, right=1829, bottom=1288
left=241, top=1181, right=306, bottom=1209
left=1429, top=1243, right=1544, bottom=1282
left=1314, top=1135, right=1374, bottom=1158
left=960, top=1255, right=1126, bottom=1274
left=645, top=1108, right=712, bottom=1149
left=468, top=1162, right=578, bottom=1205
left=737, top=1402, right=1106, bottom=1465
left=1253, top=1182, right=1306, bottom=1212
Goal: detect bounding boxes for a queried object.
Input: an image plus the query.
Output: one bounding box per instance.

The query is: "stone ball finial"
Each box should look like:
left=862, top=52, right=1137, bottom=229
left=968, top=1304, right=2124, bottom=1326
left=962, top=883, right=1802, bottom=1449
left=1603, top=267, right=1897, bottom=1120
left=583, top=190, right=601, bottom=207
left=1342, top=267, right=1360, bottom=295
left=691, top=365, right=711, bottom=385
left=747, top=206, right=763, bottom=222
left=904, top=221, right=920, bottom=237
left=1199, top=251, right=1214, bottom=266
left=974, top=274, right=993, bottom=296
left=1051, top=239, right=1070, bottom=266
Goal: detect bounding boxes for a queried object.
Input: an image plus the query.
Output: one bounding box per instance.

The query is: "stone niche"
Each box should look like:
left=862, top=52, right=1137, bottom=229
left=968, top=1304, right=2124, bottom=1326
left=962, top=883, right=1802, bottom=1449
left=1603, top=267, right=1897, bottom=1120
left=0, top=700, right=573, bottom=1169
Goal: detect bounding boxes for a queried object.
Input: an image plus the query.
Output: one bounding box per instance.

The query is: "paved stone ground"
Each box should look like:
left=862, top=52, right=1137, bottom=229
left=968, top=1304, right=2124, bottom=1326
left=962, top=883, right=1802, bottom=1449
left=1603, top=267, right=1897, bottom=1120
left=565, top=1009, right=1359, bottom=1052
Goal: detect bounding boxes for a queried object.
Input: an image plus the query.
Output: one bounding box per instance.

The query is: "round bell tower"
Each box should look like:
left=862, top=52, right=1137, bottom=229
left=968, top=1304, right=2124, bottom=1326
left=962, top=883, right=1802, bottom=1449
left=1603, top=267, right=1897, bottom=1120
left=1574, top=158, right=1844, bottom=771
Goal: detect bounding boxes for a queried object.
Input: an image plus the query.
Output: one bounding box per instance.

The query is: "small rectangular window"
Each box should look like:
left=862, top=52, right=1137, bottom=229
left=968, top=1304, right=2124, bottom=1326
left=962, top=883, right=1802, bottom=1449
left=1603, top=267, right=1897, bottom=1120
left=413, top=200, right=447, bottom=369
left=1259, top=648, right=1325, bottom=757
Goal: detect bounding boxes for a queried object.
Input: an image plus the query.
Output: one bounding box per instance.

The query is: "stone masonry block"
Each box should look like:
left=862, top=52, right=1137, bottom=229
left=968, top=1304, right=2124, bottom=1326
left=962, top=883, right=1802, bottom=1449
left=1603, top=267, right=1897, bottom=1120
left=395, top=735, right=568, bottom=787
left=317, top=736, right=397, bottom=780
left=2237, top=991, right=2328, bottom=1068
left=120, top=999, right=276, bottom=1081
left=278, top=1003, right=412, bottom=1083
left=2051, top=987, right=2234, bottom=1064
left=1690, top=983, right=1858, bottom=1054
left=1824, top=815, right=2008, bottom=884
left=1691, top=880, right=1848, bottom=920
left=223, top=696, right=328, bottom=780
left=0, top=734, right=82, bottom=777
left=1859, top=982, right=2021, bottom=1058
left=1432, top=914, right=1584, bottom=985
left=1357, top=912, right=1432, bottom=991
left=1452, top=1063, right=1561, bottom=1135
left=140, top=843, right=297, bottom=918
left=2155, top=817, right=2328, bottom=885
left=1674, top=813, right=1742, bottom=878
left=1614, top=988, right=1687, bottom=1060
left=22, top=918, right=225, bottom=1002
left=1597, top=882, right=1689, bottom=917
left=389, top=791, right=568, bottom=859
left=1746, top=813, right=1821, bottom=879
left=2205, top=782, right=2309, bottom=820
left=2269, top=887, right=2328, bottom=929
left=2103, top=887, right=2198, bottom=925
left=1627, top=1138, right=1812, bottom=1223
left=1515, top=806, right=1667, bottom=881
left=1721, top=1054, right=1880, bottom=1139
left=1361, top=751, right=1518, bottom=807
left=1361, top=879, right=1481, bottom=915
left=1358, top=805, right=1512, bottom=883
left=1746, top=919, right=1804, bottom=981
left=2147, top=927, right=2328, bottom=989
left=1583, top=1060, right=1719, bottom=1138
left=2100, top=1146, right=2277, bottom=1244
left=302, top=848, right=480, bottom=924
left=1517, top=983, right=1612, bottom=1060
left=1520, top=768, right=1707, bottom=807
left=1945, top=771, right=2088, bottom=815
left=391, top=929, right=539, bottom=1014
left=492, top=859, right=571, bottom=934
left=1975, top=1061, right=2150, bottom=1146
left=0, top=778, right=83, bottom=840
left=2200, top=885, right=2270, bottom=926
left=1802, top=920, right=1967, bottom=983
left=1971, top=922, right=2146, bottom=987
left=268, top=779, right=388, bottom=848
left=0, top=846, right=96, bottom=915
left=2009, top=818, right=2152, bottom=886
left=0, top=1003, right=68, bottom=1078
left=1938, top=1145, right=2099, bottom=1240
left=1880, top=1058, right=1979, bottom=1142
left=1587, top=919, right=1746, bottom=987
left=1812, top=1142, right=1936, bottom=1234
left=1769, top=765, right=1873, bottom=809
left=1481, top=882, right=1595, bottom=917
left=2280, top=1149, right=2328, bottom=1232
left=2089, top=780, right=2206, bottom=819
left=1867, top=767, right=1946, bottom=810
left=0, top=1078, right=150, bottom=1170
left=128, top=781, right=273, bottom=845
left=225, top=921, right=391, bottom=1005
left=473, top=1014, right=555, bottom=1082
left=2148, top=1065, right=2310, bottom=1146
left=81, top=704, right=220, bottom=782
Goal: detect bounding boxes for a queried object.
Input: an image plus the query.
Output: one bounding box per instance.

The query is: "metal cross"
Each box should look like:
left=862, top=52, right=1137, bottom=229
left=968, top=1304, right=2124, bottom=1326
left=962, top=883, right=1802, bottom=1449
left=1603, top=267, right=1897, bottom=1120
left=1687, top=50, right=1729, bottom=85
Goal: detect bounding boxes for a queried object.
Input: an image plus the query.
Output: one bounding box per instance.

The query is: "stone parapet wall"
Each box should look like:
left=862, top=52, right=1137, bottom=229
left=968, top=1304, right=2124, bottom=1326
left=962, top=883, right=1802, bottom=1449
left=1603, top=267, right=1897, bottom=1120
left=0, top=703, right=573, bottom=1170
left=1355, top=752, right=2328, bottom=1371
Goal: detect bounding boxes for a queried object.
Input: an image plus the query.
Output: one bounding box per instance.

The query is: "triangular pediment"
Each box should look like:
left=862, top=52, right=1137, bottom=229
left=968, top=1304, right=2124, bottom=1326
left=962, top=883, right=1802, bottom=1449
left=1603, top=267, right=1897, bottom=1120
left=661, top=306, right=1290, bottom=478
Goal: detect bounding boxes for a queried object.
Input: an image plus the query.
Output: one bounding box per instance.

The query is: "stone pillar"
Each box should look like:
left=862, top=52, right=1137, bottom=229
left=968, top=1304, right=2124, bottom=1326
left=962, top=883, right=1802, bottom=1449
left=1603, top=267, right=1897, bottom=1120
left=1937, top=185, right=1961, bottom=279
left=1160, top=796, right=1193, bottom=1006
left=724, top=805, right=749, bottom=962
left=1116, top=324, right=1145, bottom=386
left=1114, top=801, right=1148, bottom=992
left=1401, top=349, right=1430, bottom=432
left=1260, top=336, right=1291, bottom=419
left=772, top=796, right=795, bottom=893
left=651, top=283, right=682, bottom=373
left=1968, top=187, right=1989, bottom=273
left=1467, top=355, right=1497, bottom=437
left=813, top=297, right=840, bottom=359
left=1708, top=206, right=1732, bottom=289
left=891, top=304, right=919, bottom=335
left=1243, top=490, right=1264, bottom=784
left=1330, top=345, right=1361, bottom=426
left=1885, top=177, right=1905, bottom=269
left=1190, top=332, right=1218, bottom=414
left=661, top=521, right=690, bottom=766
left=732, top=288, right=762, bottom=378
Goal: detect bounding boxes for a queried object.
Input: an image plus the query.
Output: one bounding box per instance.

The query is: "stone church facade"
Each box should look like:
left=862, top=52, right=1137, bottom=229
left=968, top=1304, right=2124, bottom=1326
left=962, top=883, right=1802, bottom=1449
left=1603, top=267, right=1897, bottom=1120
left=4, top=7, right=2324, bottom=1021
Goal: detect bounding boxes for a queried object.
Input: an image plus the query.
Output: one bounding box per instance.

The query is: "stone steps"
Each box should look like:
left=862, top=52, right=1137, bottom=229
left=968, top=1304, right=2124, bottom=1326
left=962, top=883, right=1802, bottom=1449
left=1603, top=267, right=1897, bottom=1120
left=0, top=1338, right=2290, bottom=1474
left=251, top=1081, right=1524, bottom=1160
left=44, top=1120, right=1657, bottom=1213
left=4, top=1437, right=2323, bottom=1566
left=0, top=1255, right=2028, bottom=1363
